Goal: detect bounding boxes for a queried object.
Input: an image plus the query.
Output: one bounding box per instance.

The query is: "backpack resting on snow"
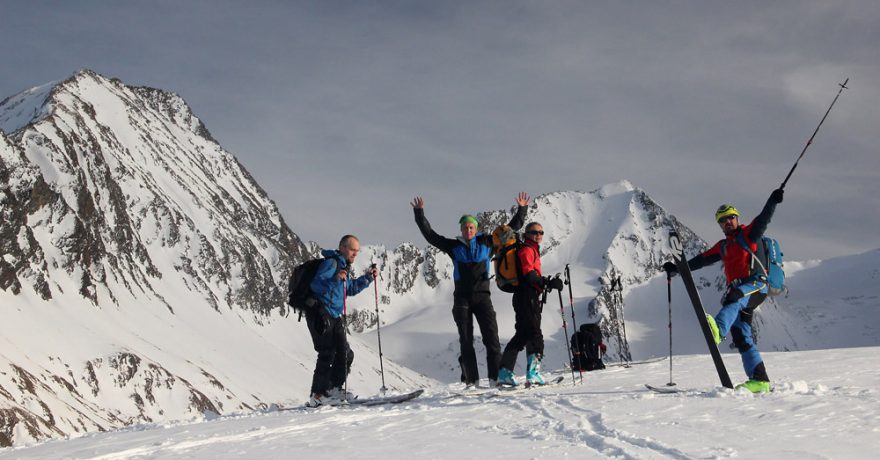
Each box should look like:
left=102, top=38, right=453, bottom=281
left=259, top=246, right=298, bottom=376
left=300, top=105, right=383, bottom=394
left=571, top=323, right=606, bottom=371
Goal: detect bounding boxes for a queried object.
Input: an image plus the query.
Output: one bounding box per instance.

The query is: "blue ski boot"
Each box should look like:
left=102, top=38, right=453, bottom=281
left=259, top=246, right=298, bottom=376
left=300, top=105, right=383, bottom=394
left=526, top=354, right=545, bottom=386
left=497, top=367, right=518, bottom=387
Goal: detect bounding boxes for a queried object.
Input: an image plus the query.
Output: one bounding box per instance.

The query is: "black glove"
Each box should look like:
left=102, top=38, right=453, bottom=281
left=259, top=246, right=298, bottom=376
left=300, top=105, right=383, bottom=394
left=770, top=188, right=784, bottom=204
left=547, top=277, right=564, bottom=292
left=662, top=261, right=678, bottom=276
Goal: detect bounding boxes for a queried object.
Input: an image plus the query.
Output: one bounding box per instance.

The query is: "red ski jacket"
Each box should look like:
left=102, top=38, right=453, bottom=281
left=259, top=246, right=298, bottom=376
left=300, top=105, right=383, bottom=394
left=517, top=238, right=543, bottom=291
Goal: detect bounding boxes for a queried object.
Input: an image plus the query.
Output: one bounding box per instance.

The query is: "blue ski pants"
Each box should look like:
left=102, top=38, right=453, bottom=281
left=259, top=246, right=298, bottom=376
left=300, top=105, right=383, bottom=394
left=715, top=278, right=768, bottom=380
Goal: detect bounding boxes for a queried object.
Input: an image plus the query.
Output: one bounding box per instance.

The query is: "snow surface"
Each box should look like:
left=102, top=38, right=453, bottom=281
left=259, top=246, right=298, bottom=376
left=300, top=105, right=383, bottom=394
left=1, top=348, right=877, bottom=459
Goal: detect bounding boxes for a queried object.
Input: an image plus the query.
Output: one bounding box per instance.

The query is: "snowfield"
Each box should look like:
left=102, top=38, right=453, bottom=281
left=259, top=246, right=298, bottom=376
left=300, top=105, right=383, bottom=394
left=2, top=348, right=877, bottom=459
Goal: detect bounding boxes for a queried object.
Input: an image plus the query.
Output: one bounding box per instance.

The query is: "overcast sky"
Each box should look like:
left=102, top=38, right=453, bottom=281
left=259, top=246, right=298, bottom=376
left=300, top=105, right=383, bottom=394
left=2, top=1, right=877, bottom=261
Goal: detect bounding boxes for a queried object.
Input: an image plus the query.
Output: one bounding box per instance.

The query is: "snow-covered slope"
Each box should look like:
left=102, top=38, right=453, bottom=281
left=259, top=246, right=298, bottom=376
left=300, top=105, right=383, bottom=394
left=0, top=70, right=429, bottom=447
left=1, top=347, right=877, bottom=459
left=774, top=249, right=880, bottom=349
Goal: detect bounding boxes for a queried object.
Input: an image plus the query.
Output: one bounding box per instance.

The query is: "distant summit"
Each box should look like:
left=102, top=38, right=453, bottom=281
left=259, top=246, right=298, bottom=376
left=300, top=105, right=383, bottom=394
left=1, top=69, right=310, bottom=312
left=0, top=70, right=329, bottom=446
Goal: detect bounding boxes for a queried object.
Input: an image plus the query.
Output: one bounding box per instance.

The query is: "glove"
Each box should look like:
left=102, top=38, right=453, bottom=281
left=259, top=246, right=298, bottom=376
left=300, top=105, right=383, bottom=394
left=548, top=277, right=564, bottom=292
left=662, top=261, right=678, bottom=276
left=770, top=188, right=784, bottom=204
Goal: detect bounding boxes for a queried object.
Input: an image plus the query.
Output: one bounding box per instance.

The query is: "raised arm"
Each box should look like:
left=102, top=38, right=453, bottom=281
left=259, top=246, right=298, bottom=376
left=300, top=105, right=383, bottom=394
left=411, top=196, right=457, bottom=254
left=748, top=189, right=783, bottom=241
left=508, top=191, right=530, bottom=230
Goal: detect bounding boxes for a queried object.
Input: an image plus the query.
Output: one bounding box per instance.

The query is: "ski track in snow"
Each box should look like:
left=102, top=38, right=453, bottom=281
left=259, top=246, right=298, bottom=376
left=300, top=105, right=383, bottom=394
left=2, top=348, right=879, bottom=460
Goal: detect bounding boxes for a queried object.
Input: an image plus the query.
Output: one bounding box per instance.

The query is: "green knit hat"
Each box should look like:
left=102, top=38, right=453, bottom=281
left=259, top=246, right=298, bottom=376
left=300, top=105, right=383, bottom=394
left=459, top=214, right=479, bottom=228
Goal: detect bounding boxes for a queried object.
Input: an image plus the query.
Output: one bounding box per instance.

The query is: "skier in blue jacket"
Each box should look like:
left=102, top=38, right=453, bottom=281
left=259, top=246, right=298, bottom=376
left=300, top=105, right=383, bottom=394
left=411, top=192, right=530, bottom=387
left=306, top=235, right=377, bottom=407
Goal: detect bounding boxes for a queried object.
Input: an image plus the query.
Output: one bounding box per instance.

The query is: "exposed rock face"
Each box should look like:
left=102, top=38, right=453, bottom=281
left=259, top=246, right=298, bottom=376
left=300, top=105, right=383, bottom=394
left=0, top=70, right=315, bottom=445
left=1, top=69, right=310, bottom=315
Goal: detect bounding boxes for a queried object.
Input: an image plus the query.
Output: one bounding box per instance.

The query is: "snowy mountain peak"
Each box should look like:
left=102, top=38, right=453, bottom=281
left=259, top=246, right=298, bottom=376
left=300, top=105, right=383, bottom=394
left=0, top=80, right=56, bottom=135
left=1, top=69, right=310, bottom=312
left=0, top=71, right=334, bottom=446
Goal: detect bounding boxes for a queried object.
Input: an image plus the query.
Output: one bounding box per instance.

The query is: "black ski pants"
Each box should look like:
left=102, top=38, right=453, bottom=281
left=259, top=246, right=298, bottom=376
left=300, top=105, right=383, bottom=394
left=306, top=308, right=353, bottom=396
left=452, top=292, right=501, bottom=383
left=500, top=286, right=544, bottom=371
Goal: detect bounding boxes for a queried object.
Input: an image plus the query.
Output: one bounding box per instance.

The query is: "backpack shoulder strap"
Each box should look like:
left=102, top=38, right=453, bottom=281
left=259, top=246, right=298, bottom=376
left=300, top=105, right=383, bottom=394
left=735, top=232, right=767, bottom=276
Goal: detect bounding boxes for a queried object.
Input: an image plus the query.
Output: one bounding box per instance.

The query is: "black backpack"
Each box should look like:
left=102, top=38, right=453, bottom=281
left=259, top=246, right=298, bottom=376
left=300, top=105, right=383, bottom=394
left=287, top=258, right=327, bottom=320
left=571, top=323, right=606, bottom=371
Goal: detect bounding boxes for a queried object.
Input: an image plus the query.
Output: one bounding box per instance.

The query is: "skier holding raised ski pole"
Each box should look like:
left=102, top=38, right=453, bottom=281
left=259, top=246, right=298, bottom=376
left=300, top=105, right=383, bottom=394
left=564, top=265, right=583, bottom=383
left=371, top=263, right=388, bottom=395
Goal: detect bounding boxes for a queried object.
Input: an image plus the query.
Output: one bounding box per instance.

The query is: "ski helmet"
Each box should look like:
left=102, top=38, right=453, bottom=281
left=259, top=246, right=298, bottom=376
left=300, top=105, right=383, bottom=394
left=714, top=204, right=740, bottom=222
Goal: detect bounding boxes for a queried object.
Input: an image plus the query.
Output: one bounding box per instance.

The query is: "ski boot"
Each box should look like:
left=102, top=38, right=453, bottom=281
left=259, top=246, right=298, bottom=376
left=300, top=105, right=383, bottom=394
left=497, top=367, right=518, bottom=387
left=306, top=392, right=326, bottom=408
left=327, top=386, right=357, bottom=401
left=706, top=314, right=722, bottom=345
left=736, top=380, right=771, bottom=394
left=526, top=354, right=545, bottom=386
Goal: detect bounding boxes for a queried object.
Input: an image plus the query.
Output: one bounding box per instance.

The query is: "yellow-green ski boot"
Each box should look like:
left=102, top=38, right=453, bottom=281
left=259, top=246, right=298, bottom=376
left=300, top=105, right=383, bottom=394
left=706, top=314, right=722, bottom=345
left=736, top=379, right=771, bottom=393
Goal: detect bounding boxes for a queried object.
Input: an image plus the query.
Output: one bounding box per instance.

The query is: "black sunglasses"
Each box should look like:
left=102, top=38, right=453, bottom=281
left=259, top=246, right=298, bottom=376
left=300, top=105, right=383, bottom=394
left=526, top=230, right=545, bottom=235
left=717, top=215, right=737, bottom=224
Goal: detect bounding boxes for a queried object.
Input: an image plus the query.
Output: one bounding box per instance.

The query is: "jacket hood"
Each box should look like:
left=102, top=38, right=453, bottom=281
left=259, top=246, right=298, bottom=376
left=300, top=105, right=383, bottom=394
left=320, top=249, right=348, bottom=267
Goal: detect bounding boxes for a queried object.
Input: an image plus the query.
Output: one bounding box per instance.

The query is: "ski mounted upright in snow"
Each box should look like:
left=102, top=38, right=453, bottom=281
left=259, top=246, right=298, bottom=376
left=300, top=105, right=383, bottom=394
left=668, top=232, right=734, bottom=389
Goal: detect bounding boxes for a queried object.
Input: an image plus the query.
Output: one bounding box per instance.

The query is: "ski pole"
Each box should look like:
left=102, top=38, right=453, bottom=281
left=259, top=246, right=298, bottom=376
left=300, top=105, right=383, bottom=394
left=780, top=78, right=849, bottom=189
left=564, top=264, right=584, bottom=384
left=666, top=271, right=676, bottom=388
left=554, top=275, right=576, bottom=386
left=371, top=263, right=387, bottom=395
left=617, top=281, right=631, bottom=366
left=342, top=271, right=350, bottom=404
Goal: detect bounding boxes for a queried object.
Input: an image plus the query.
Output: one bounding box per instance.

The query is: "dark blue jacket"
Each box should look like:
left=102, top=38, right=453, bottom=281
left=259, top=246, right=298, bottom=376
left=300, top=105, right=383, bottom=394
left=310, top=249, right=373, bottom=318
left=414, top=206, right=527, bottom=296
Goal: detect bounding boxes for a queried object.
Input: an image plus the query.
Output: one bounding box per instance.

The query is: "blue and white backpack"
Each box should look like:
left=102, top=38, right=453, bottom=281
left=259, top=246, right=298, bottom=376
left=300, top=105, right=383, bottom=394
left=736, top=233, right=786, bottom=296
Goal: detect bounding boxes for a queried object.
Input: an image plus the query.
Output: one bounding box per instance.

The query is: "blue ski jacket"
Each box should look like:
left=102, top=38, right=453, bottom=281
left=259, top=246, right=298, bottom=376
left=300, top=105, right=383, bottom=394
left=310, top=249, right=373, bottom=318
left=414, top=205, right=527, bottom=296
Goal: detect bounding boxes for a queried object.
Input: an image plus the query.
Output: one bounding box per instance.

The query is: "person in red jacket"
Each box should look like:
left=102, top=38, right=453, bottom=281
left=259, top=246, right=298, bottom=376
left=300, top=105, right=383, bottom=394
left=497, top=222, right=563, bottom=386
left=664, top=188, right=784, bottom=393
